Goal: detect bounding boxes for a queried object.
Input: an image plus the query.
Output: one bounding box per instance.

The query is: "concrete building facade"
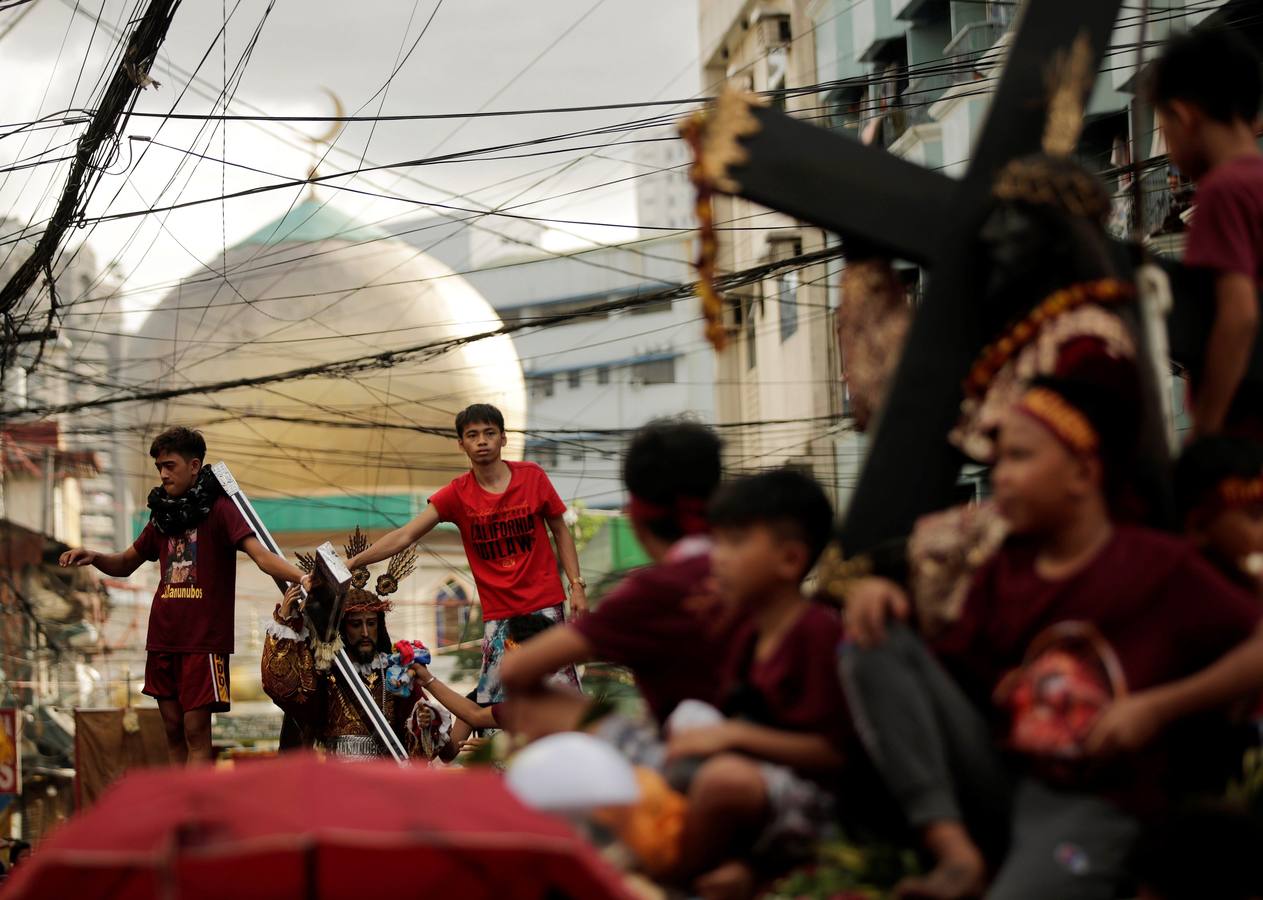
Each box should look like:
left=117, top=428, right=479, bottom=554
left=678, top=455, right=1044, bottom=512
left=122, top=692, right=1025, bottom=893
left=697, top=0, right=846, bottom=500
left=698, top=0, right=1251, bottom=512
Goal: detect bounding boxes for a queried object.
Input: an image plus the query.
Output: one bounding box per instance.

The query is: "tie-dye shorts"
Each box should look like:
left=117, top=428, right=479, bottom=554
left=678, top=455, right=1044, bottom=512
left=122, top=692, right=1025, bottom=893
left=475, top=603, right=582, bottom=704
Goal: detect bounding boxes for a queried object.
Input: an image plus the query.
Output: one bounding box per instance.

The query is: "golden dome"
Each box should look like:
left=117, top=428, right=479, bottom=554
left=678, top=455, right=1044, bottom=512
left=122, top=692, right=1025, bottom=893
left=125, top=201, right=525, bottom=497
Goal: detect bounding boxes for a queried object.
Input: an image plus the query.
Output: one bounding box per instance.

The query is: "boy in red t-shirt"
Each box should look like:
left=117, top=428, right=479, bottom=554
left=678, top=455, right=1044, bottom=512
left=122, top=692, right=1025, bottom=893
left=347, top=404, right=583, bottom=704
left=664, top=468, right=854, bottom=895
left=841, top=374, right=1263, bottom=900
left=501, top=419, right=740, bottom=727
left=1150, top=29, right=1263, bottom=438
left=60, top=427, right=306, bottom=764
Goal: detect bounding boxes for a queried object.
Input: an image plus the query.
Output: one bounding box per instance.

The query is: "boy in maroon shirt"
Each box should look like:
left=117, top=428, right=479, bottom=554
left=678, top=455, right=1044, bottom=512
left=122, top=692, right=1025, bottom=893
left=841, top=374, right=1263, bottom=900
left=60, top=427, right=306, bottom=764
left=1150, top=29, right=1263, bottom=438
left=1175, top=435, right=1263, bottom=595
left=347, top=404, right=583, bottom=705
left=665, top=468, right=854, bottom=896
left=500, top=419, right=738, bottom=726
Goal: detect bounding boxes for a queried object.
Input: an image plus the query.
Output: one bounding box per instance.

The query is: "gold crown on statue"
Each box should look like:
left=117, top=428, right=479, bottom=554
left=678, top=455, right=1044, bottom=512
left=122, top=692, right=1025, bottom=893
left=992, top=32, right=1109, bottom=221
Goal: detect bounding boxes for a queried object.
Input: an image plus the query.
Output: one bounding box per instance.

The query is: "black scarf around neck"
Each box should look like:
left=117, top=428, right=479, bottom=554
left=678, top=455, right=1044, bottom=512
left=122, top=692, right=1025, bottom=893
left=146, top=466, right=223, bottom=536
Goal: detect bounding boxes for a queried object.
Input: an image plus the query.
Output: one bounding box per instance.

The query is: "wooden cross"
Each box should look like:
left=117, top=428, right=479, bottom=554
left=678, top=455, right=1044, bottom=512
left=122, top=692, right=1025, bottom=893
left=211, top=463, right=409, bottom=763
left=697, top=0, right=1251, bottom=552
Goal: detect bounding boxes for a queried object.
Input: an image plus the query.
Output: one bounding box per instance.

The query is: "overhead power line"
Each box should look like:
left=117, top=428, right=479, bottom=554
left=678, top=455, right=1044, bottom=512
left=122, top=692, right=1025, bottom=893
left=0, top=0, right=181, bottom=319
left=13, top=244, right=841, bottom=418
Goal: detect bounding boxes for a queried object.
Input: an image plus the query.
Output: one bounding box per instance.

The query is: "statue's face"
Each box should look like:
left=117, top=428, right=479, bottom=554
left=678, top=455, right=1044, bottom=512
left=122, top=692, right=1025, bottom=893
left=342, top=612, right=379, bottom=664
left=979, top=202, right=1050, bottom=298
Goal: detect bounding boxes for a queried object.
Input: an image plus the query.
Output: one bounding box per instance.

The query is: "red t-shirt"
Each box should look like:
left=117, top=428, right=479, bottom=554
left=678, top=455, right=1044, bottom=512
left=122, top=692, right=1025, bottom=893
left=133, top=495, right=254, bottom=655
left=574, top=537, right=741, bottom=726
left=936, top=525, right=1261, bottom=808
left=721, top=602, right=856, bottom=779
left=429, top=461, right=567, bottom=621
left=1185, top=154, right=1263, bottom=283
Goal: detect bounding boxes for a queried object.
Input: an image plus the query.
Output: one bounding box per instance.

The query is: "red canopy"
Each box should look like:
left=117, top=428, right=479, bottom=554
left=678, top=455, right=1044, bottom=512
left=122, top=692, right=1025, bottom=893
left=6, top=753, right=636, bottom=900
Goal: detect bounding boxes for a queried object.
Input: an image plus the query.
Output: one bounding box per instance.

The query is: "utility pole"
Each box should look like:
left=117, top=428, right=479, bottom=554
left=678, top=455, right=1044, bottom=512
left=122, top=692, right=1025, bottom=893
left=0, top=0, right=181, bottom=320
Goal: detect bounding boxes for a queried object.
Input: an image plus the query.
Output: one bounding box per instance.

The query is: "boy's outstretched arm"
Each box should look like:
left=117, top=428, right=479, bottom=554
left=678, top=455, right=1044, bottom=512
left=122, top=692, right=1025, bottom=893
left=1194, top=272, right=1259, bottom=437
left=667, top=721, right=846, bottom=771
left=1088, top=621, right=1263, bottom=756
left=346, top=506, right=440, bottom=570
left=59, top=546, right=145, bottom=578
left=499, top=625, right=593, bottom=693
left=545, top=514, right=587, bottom=616
left=409, top=664, right=497, bottom=731
left=241, top=537, right=306, bottom=584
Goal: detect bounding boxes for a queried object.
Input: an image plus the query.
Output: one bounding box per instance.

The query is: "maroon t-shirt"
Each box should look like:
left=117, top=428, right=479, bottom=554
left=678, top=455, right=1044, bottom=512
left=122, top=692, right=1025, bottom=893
left=1185, top=154, right=1263, bottom=282
left=429, top=461, right=567, bottom=621
left=574, top=537, right=739, bottom=726
left=936, top=525, right=1261, bottom=808
left=133, top=495, right=254, bottom=655
left=721, top=602, right=856, bottom=771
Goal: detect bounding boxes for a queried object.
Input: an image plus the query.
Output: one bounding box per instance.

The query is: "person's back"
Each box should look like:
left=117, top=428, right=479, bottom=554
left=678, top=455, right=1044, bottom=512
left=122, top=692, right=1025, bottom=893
left=1151, top=28, right=1263, bottom=437
left=501, top=419, right=734, bottom=726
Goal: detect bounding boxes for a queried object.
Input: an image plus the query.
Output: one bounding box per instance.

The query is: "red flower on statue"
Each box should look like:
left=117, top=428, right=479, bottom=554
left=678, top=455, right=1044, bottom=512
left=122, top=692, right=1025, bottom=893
left=393, top=640, right=416, bottom=666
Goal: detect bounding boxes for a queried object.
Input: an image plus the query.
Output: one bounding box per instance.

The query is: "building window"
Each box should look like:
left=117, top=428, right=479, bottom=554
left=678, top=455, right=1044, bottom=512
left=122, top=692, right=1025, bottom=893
left=434, top=580, right=470, bottom=647
left=567, top=370, right=582, bottom=389
left=744, top=296, right=759, bottom=371
left=778, top=270, right=799, bottom=341
left=528, top=374, right=554, bottom=398
left=531, top=444, right=559, bottom=468
left=543, top=297, right=610, bottom=321
left=630, top=297, right=673, bottom=315
left=596, top=366, right=611, bottom=385
left=632, top=357, right=675, bottom=385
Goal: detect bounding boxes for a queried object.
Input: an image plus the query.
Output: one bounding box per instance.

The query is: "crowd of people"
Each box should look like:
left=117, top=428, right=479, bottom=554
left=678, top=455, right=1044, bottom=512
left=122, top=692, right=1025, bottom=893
left=50, top=26, right=1263, bottom=900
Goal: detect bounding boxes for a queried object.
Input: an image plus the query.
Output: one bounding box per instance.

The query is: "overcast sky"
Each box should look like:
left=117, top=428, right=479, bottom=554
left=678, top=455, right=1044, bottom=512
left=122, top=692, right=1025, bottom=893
left=0, top=0, right=700, bottom=315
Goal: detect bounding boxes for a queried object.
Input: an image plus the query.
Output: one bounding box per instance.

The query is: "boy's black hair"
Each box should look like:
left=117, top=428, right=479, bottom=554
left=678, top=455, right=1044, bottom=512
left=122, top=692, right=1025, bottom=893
left=507, top=611, right=557, bottom=644
left=455, top=404, right=505, bottom=438
left=149, top=427, right=206, bottom=463
left=1175, top=435, right=1263, bottom=523
left=708, top=467, right=834, bottom=577
left=1148, top=28, right=1263, bottom=125
left=623, top=418, right=723, bottom=542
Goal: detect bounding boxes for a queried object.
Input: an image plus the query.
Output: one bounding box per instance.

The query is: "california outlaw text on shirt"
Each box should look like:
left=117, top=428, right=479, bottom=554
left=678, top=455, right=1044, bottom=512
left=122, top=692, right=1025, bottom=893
left=429, top=460, right=567, bottom=621
left=133, top=495, right=254, bottom=655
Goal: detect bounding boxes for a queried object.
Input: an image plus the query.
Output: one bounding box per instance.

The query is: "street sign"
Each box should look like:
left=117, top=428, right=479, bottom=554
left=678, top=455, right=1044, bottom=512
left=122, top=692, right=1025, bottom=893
left=0, top=709, right=21, bottom=795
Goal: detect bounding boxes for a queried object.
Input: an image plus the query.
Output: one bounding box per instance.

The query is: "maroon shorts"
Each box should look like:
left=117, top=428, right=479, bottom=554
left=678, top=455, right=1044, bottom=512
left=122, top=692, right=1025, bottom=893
left=143, top=652, right=231, bottom=713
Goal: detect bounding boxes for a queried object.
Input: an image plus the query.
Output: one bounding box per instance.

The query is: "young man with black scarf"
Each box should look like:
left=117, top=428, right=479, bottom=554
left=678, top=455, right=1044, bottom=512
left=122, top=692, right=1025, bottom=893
left=61, top=427, right=305, bottom=764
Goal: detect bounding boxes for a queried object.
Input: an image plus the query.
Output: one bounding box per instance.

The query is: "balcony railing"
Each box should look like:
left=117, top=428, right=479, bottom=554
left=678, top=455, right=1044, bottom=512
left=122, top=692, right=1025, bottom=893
left=942, top=20, right=1008, bottom=79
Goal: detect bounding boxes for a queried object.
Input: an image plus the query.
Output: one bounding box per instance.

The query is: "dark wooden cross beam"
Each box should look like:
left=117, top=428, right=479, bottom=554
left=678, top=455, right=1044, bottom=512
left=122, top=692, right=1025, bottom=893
left=211, top=463, right=409, bottom=762
left=709, top=0, right=1200, bottom=553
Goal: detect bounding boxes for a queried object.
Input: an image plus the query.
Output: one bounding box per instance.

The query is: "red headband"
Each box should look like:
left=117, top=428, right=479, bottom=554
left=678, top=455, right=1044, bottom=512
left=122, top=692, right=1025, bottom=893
left=1217, top=475, right=1263, bottom=510
left=1015, top=387, right=1099, bottom=456
left=628, top=493, right=709, bottom=536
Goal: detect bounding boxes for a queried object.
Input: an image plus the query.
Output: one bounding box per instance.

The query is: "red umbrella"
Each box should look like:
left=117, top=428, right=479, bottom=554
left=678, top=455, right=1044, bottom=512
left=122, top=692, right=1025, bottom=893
left=5, top=753, right=638, bottom=900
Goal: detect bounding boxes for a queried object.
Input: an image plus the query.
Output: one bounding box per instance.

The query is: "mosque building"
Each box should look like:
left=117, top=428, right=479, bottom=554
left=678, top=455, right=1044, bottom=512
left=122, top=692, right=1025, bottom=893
left=118, top=197, right=527, bottom=719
